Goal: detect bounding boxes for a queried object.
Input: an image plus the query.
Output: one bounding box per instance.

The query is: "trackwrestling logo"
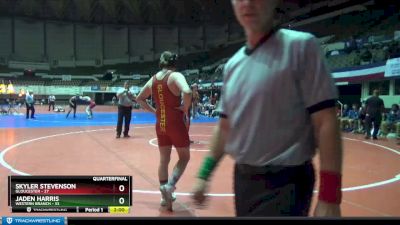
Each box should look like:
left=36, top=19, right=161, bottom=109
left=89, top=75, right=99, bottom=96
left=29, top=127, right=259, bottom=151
left=2, top=217, right=64, bottom=225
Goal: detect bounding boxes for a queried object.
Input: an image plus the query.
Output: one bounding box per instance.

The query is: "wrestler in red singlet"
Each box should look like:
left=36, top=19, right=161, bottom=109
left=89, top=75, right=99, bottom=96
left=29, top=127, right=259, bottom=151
left=89, top=100, right=96, bottom=109
left=136, top=51, right=192, bottom=211
left=152, top=71, right=190, bottom=148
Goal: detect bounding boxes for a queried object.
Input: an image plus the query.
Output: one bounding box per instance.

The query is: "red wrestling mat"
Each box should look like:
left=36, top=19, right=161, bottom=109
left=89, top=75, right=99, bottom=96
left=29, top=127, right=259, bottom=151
left=0, top=122, right=399, bottom=217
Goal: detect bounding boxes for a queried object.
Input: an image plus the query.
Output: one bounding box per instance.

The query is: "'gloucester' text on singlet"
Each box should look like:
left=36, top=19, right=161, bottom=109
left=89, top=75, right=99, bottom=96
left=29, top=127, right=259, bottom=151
left=157, top=84, right=167, bottom=132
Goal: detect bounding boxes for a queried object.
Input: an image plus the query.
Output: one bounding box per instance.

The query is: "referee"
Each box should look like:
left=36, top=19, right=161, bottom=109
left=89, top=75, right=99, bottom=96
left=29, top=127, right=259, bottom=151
left=116, top=81, right=136, bottom=138
left=192, top=0, right=343, bottom=217
left=25, top=91, right=35, bottom=119
left=48, top=95, right=56, bottom=111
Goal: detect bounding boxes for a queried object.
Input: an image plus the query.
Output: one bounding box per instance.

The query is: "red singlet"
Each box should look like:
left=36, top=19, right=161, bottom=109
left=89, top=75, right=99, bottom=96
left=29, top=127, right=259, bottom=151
left=152, top=72, right=189, bottom=148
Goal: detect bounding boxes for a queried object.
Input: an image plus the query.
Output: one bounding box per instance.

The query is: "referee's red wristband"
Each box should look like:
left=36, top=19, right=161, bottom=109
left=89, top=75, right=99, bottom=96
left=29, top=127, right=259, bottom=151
left=318, top=170, right=342, bottom=204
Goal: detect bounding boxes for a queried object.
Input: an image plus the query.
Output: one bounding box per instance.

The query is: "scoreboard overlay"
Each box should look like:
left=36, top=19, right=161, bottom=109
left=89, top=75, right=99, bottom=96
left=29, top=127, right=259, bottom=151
left=8, top=176, right=132, bottom=214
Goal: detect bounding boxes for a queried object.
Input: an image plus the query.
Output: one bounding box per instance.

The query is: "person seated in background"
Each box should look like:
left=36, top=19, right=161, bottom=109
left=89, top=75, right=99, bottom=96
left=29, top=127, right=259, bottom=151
left=4, top=98, right=11, bottom=114
left=0, top=98, right=8, bottom=115
left=360, top=48, right=372, bottom=65
left=207, top=93, right=219, bottom=117
left=381, top=104, right=400, bottom=137
left=202, top=94, right=209, bottom=105
left=7, top=99, right=19, bottom=115
left=347, top=104, right=360, bottom=133
left=339, top=104, right=350, bottom=131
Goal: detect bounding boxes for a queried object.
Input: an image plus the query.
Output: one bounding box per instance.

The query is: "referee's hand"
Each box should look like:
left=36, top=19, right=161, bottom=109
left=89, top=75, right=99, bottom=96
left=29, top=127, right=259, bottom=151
left=192, top=178, right=208, bottom=206
left=314, top=201, right=341, bottom=217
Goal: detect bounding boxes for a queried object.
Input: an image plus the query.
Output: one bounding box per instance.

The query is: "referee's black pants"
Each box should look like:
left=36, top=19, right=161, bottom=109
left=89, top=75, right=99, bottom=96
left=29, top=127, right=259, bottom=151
left=116, top=105, right=132, bottom=136
left=26, top=103, right=35, bottom=119
left=364, top=115, right=381, bottom=138
left=234, top=160, right=315, bottom=216
left=48, top=101, right=55, bottom=111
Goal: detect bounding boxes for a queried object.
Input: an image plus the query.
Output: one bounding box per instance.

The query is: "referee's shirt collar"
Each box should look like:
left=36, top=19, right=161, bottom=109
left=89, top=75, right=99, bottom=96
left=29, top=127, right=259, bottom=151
left=244, top=27, right=279, bottom=56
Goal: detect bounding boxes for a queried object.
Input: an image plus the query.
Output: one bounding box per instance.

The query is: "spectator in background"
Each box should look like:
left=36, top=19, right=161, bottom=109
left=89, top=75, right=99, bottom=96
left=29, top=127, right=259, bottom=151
left=48, top=95, right=56, bottom=111
left=358, top=102, right=367, bottom=134
left=3, top=98, right=11, bottom=115
left=191, top=84, right=200, bottom=119
left=388, top=41, right=400, bottom=59
left=381, top=104, right=399, bottom=136
left=0, top=99, right=8, bottom=114
left=0, top=82, right=6, bottom=94
left=17, top=93, right=23, bottom=108
left=339, top=104, right=350, bottom=131
left=360, top=48, right=372, bottom=65
left=345, top=36, right=357, bottom=53
left=347, top=104, right=360, bottom=133
left=353, top=50, right=361, bottom=66
left=202, top=94, right=209, bottom=104
left=365, top=89, right=385, bottom=140
left=6, top=80, right=15, bottom=94
left=208, top=93, right=218, bottom=117
left=373, top=44, right=387, bottom=62
left=7, top=98, right=19, bottom=115
left=25, top=91, right=35, bottom=119
left=210, top=93, right=218, bottom=106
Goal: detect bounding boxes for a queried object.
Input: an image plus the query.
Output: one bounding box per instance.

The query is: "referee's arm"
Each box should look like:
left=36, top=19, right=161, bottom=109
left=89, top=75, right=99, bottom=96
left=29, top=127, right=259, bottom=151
left=311, top=105, right=343, bottom=216
left=192, top=117, right=229, bottom=204
left=208, top=117, right=229, bottom=161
